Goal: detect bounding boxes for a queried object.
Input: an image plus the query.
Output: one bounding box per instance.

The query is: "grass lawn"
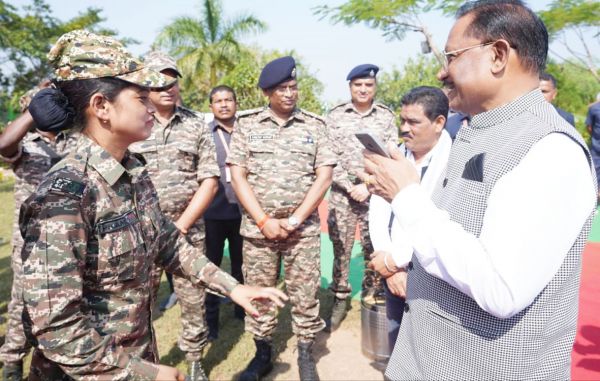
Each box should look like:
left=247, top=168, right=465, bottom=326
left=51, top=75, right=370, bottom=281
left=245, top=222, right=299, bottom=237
left=0, top=180, right=364, bottom=379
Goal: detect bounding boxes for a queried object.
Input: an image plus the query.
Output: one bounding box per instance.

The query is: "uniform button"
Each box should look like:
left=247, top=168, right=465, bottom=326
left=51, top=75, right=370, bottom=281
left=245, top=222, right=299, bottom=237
left=442, top=178, right=448, bottom=187
left=404, top=303, right=410, bottom=313
left=407, top=261, right=414, bottom=271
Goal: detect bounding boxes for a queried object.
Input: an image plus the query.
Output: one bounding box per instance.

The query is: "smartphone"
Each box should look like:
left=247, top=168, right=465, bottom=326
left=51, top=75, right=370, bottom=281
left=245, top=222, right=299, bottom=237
left=355, top=131, right=390, bottom=158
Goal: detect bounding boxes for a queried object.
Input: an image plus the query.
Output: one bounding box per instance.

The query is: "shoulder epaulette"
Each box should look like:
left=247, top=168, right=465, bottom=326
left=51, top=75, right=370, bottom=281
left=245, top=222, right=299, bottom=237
left=178, top=106, right=205, bottom=120
left=48, top=151, right=87, bottom=175
left=328, top=102, right=351, bottom=113
left=299, top=109, right=326, bottom=124
left=237, top=107, right=265, bottom=118
left=375, top=102, right=395, bottom=114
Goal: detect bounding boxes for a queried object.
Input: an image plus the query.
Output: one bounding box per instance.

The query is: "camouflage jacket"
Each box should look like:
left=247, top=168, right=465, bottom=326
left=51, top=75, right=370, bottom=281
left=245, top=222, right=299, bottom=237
left=227, top=107, right=336, bottom=238
left=129, top=106, right=219, bottom=242
left=19, top=136, right=238, bottom=380
left=326, top=101, right=398, bottom=192
left=0, top=130, right=80, bottom=253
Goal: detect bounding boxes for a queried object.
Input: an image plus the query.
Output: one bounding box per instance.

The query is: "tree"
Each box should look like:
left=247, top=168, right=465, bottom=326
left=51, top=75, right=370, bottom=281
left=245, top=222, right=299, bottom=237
left=376, top=55, right=441, bottom=113
left=539, top=0, right=600, bottom=82
left=154, top=0, right=266, bottom=97
left=313, top=0, right=462, bottom=67
left=188, top=46, right=325, bottom=114
left=546, top=60, right=600, bottom=142
left=0, top=0, right=125, bottom=123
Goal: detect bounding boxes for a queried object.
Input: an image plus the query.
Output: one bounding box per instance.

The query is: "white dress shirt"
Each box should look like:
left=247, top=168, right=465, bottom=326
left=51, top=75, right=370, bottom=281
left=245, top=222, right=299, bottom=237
left=390, top=132, right=596, bottom=318
left=369, top=130, right=452, bottom=267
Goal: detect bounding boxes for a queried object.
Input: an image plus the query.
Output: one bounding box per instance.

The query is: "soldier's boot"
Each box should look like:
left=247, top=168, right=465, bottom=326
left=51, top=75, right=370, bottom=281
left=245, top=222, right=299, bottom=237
left=2, top=361, right=23, bottom=381
left=188, top=360, right=208, bottom=381
left=297, top=341, right=319, bottom=381
left=325, top=297, right=350, bottom=332
left=238, top=338, right=273, bottom=381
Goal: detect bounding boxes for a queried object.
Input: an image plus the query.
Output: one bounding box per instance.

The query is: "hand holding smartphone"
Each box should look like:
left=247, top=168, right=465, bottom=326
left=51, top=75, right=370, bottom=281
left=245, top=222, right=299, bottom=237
left=355, top=131, right=390, bottom=158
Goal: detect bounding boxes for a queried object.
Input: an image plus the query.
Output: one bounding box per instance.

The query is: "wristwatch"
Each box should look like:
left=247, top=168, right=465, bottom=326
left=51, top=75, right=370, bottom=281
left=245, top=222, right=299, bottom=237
left=288, top=216, right=300, bottom=229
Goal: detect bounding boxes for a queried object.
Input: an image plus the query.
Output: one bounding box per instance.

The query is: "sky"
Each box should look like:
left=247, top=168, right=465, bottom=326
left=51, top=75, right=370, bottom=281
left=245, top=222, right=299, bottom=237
left=10, top=0, right=597, bottom=105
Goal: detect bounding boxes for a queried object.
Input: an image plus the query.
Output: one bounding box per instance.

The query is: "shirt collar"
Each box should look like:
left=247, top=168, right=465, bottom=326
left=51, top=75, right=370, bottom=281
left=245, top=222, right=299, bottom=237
left=470, top=89, right=544, bottom=129
left=257, top=107, right=304, bottom=124
left=209, top=117, right=237, bottom=132
left=80, top=135, right=144, bottom=186
left=344, top=101, right=376, bottom=116
left=153, top=106, right=183, bottom=128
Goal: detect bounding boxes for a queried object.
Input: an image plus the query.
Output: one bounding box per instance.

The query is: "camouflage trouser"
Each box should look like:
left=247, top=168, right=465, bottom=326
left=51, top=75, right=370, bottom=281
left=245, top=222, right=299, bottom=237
left=151, top=240, right=207, bottom=361
left=243, top=235, right=325, bottom=341
left=0, top=245, right=32, bottom=364
left=327, top=185, right=379, bottom=300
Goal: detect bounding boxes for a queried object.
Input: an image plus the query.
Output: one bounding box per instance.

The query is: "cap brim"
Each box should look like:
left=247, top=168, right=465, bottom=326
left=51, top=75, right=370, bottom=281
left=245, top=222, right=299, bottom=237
left=116, top=67, right=176, bottom=90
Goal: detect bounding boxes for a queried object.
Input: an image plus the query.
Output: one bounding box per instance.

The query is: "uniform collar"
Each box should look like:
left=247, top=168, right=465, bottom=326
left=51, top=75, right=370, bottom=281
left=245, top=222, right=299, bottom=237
left=80, top=135, right=144, bottom=186
left=152, top=106, right=184, bottom=128
left=470, top=89, right=544, bottom=129
left=344, top=101, right=376, bottom=116
left=258, top=107, right=304, bottom=124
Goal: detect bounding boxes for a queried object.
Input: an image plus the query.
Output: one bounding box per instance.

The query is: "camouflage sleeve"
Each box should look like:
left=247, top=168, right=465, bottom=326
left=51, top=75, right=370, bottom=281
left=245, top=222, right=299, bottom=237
left=154, top=212, right=238, bottom=295
left=384, top=112, right=399, bottom=145
left=196, top=121, right=220, bottom=182
left=19, top=175, right=158, bottom=380
left=315, top=122, right=337, bottom=169
left=327, top=116, right=353, bottom=192
left=225, top=121, right=248, bottom=167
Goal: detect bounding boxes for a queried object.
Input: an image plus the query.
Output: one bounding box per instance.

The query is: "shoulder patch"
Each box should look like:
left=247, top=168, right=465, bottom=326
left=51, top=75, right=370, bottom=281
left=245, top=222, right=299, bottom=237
left=49, top=177, right=86, bottom=199
left=96, top=210, right=139, bottom=235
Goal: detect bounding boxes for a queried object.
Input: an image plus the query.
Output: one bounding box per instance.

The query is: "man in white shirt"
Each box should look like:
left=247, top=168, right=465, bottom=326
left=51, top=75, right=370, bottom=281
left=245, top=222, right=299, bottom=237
left=364, top=0, right=597, bottom=379
left=368, top=86, right=452, bottom=353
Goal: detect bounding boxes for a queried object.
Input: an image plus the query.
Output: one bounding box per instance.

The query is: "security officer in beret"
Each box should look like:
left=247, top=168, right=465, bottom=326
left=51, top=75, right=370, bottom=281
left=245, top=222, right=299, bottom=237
left=325, top=64, right=398, bottom=331
left=227, top=56, right=336, bottom=381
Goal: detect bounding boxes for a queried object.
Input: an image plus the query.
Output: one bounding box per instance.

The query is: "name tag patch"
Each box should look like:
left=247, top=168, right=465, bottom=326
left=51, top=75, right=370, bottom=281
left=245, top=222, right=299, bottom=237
left=249, top=134, right=274, bottom=141
left=97, top=210, right=139, bottom=235
left=50, top=177, right=86, bottom=199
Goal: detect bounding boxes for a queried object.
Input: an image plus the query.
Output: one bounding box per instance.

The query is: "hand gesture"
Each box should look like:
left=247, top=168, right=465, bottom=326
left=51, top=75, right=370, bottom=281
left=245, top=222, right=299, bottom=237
left=230, top=285, right=289, bottom=318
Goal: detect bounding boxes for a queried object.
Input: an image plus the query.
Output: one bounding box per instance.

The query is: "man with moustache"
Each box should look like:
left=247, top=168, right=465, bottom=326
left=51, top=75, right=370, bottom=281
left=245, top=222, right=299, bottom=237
left=325, top=64, right=398, bottom=331
left=130, top=51, right=219, bottom=381
left=363, top=1, right=596, bottom=379
left=204, top=85, right=245, bottom=341
left=368, top=86, right=452, bottom=353
left=227, top=56, right=336, bottom=381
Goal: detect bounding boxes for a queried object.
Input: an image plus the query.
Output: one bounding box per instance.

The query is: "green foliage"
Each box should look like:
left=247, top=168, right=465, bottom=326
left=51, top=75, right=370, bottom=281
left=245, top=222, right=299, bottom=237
left=539, top=0, right=600, bottom=36
left=155, top=0, right=267, bottom=97
left=0, top=0, right=127, bottom=123
left=546, top=60, right=600, bottom=141
left=376, top=55, right=442, bottom=113
left=314, top=0, right=461, bottom=41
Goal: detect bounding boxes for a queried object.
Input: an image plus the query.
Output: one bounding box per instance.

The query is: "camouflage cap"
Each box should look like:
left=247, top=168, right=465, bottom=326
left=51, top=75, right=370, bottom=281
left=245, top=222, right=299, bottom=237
left=47, top=29, right=175, bottom=89
left=143, top=51, right=182, bottom=78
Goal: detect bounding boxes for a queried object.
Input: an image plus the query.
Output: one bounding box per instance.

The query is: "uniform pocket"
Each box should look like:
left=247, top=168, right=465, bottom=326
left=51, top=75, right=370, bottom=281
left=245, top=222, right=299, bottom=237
left=248, top=145, right=275, bottom=172
left=177, top=146, right=199, bottom=172
left=288, top=145, right=315, bottom=173
left=96, top=211, right=143, bottom=283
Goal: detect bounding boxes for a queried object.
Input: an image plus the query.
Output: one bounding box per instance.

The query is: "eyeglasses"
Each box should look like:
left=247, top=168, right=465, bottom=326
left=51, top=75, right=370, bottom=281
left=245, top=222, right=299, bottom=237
left=442, top=41, right=495, bottom=69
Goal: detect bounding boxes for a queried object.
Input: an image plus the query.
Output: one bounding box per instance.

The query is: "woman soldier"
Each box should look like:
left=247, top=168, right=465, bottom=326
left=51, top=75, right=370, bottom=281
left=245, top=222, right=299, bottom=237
left=19, top=30, right=287, bottom=381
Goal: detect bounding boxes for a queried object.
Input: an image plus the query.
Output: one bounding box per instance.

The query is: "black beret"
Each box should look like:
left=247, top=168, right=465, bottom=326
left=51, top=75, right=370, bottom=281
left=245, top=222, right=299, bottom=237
left=258, top=56, right=296, bottom=90
left=346, top=64, right=379, bottom=81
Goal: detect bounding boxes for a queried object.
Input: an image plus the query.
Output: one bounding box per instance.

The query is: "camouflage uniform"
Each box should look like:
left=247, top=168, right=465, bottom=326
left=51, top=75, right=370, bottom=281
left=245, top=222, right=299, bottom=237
left=129, top=107, right=220, bottom=361
left=326, top=102, right=398, bottom=299
left=20, top=135, right=238, bottom=380
left=0, top=128, right=80, bottom=365
left=226, top=107, right=336, bottom=341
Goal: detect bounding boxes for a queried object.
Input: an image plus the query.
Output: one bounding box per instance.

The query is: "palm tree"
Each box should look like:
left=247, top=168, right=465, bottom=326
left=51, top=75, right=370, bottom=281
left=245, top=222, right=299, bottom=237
left=154, top=0, right=266, bottom=95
